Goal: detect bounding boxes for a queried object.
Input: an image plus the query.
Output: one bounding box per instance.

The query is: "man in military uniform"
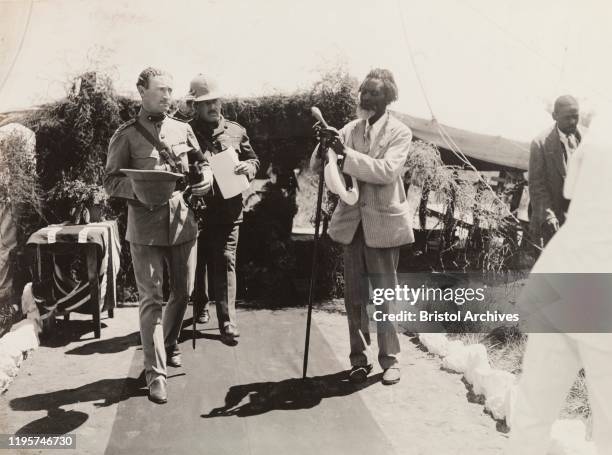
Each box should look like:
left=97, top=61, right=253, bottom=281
left=104, top=67, right=212, bottom=403
left=186, top=74, right=259, bottom=343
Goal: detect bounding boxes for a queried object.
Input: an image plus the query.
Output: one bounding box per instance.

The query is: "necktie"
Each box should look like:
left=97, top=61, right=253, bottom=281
left=364, top=124, right=371, bottom=151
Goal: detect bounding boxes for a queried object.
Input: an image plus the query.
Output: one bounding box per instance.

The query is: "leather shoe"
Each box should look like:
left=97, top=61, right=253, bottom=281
left=148, top=377, right=167, bottom=404
left=165, top=348, right=182, bottom=368
left=349, top=364, right=373, bottom=384
left=223, top=323, right=240, bottom=338
left=221, top=323, right=240, bottom=345
left=382, top=367, right=401, bottom=385
left=195, top=302, right=210, bottom=324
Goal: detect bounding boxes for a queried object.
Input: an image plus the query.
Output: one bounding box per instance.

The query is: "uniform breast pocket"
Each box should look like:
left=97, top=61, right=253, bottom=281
left=219, top=134, right=242, bottom=151
left=131, top=146, right=160, bottom=169
left=171, top=143, right=192, bottom=172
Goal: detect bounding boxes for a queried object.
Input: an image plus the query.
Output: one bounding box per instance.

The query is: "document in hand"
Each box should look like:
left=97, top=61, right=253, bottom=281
left=208, top=146, right=250, bottom=199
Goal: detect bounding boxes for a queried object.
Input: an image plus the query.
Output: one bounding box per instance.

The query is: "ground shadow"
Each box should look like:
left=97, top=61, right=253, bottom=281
left=202, top=370, right=382, bottom=419
left=14, top=409, right=89, bottom=435
left=9, top=374, right=147, bottom=436
left=40, top=320, right=108, bottom=348
left=10, top=375, right=147, bottom=411
left=65, top=331, right=140, bottom=355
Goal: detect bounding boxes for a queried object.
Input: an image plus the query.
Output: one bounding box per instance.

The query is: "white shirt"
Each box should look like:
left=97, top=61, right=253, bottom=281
left=557, top=127, right=578, bottom=157
left=364, top=111, right=388, bottom=149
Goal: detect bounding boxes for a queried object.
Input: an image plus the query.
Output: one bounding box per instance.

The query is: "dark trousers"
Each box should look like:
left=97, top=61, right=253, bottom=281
left=194, top=223, right=240, bottom=330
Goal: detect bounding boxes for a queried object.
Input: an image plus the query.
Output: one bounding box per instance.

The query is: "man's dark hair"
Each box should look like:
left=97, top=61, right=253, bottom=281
left=136, top=67, right=170, bottom=89
left=359, top=68, right=399, bottom=104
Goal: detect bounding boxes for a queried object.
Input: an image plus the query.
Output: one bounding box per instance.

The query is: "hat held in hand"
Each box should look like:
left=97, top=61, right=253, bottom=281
left=121, top=169, right=184, bottom=205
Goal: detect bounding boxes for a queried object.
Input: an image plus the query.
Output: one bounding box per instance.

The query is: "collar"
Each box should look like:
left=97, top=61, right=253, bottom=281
left=194, top=115, right=227, bottom=138
left=557, top=126, right=579, bottom=151
left=364, top=110, right=388, bottom=140
left=139, top=107, right=166, bottom=124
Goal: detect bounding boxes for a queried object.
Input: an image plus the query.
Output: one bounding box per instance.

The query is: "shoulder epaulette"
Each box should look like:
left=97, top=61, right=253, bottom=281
left=168, top=113, right=192, bottom=123
left=225, top=119, right=245, bottom=130
left=115, top=118, right=137, bottom=134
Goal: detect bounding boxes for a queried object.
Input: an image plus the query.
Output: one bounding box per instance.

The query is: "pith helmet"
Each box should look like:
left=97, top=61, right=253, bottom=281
left=120, top=169, right=184, bottom=205
left=188, top=74, right=222, bottom=102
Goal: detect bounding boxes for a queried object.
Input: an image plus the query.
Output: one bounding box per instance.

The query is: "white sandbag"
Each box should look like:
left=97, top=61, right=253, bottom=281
left=0, top=352, right=19, bottom=377
left=6, top=321, right=39, bottom=352
left=0, top=340, right=23, bottom=367
left=21, top=283, right=42, bottom=334
left=0, top=371, right=12, bottom=393
left=549, top=420, right=597, bottom=455
left=482, top=370, right=517, bottom=420
left=464, top=343, right=491, bottom=386
left=470, top=366, right=493, bottom=397
left=419, top=333, right=450, bottom=357
left=441, top=341, right=474, bottom=373
left=503, top=384, right=518, bottom=428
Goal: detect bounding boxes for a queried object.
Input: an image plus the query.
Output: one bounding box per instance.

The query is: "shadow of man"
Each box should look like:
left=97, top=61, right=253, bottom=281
left=202, top=370, right=382, bottom=418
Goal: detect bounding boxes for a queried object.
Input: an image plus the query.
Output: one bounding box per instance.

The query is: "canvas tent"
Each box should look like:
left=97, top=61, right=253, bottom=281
left=393, top=111, right=530, bottom=172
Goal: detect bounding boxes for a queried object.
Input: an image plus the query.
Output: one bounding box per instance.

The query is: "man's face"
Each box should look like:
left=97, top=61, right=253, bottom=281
left=553, top=103, right=580, bottom=135
left=138, top=75, right=173, bottom=114
left=359, top=78, right=387, bottom=115
left=195, top=99, right=222, bottom=123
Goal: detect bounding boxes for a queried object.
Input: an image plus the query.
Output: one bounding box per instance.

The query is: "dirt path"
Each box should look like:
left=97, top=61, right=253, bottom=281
left=0, top=305, right=508, bottom=454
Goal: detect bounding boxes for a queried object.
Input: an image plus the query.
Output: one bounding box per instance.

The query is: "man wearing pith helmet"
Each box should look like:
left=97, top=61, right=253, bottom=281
left=186, top=74, right=259, bottom=344
left=104, top=67, right=212, bottom=404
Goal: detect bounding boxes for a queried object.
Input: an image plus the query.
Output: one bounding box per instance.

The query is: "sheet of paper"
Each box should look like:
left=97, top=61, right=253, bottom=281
left=208, top=146, right=250, bottom=199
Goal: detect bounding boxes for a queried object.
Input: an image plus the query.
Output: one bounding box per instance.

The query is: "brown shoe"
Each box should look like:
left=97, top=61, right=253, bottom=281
left=221, top=323, right=240, bottom=345
left=165, top=347, right=182, bottom=368
left=349, top=364, right=373, bottom=384
left=195, top=303, right=210, bottom=324
left=382, top=367, right=401, bottom=385
left=148, top=377, right=167, bottom=404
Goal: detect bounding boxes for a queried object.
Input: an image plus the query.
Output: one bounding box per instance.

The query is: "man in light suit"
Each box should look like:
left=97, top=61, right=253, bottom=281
left=528, top=95, right=581, bottom=247
left=311, top=68, right=413, bottom=385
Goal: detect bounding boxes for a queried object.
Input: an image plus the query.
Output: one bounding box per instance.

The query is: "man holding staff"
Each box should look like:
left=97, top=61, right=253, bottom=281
left=310, top=68, right=413, bottom=385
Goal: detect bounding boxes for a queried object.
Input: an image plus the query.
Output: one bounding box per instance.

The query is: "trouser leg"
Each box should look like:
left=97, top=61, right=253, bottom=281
left=577, top=335, right=612, bottom=453
left=192, top=232, right=210, bottom=305
left=507, top=333, right=580, bottom=455
left=130, top=243, right=166, bottom=386
left=163, top=238, right=197, bottom=353
left=363, top=241, right=401, bottom=370
left=343, top=227, right=371, bottom=367
left=211, top=224, right=239, bottom=330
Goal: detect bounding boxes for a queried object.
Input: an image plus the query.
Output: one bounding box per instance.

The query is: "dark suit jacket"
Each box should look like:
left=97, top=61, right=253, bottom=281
left=528, top=125, right=582, bottom=241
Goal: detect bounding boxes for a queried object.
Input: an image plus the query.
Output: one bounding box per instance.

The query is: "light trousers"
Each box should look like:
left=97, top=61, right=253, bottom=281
left=130, top=239, right=196, bottom=386
left=343, top=226, right=400, bottom=370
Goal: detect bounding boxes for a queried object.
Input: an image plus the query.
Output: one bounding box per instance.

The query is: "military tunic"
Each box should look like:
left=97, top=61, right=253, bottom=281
left=103, top=108, right=209, bottom=386
left=104, top=109, right=210, bottom=245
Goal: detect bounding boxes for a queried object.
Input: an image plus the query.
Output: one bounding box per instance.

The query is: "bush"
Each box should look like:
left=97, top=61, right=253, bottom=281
left=17, top=68, right=357, bottom=302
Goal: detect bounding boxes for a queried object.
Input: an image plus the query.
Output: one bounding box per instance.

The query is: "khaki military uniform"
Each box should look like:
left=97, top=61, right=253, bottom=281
left=104, top=109, right=209, bottom=385
left=189, top=116, right=259, bottom=332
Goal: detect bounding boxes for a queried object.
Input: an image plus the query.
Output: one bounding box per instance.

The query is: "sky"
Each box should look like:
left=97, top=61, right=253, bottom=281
left=1, top=0, right=612, bottom=141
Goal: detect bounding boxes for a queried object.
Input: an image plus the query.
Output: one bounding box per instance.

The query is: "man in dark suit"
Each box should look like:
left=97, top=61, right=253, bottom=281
left=529, top=95, right=581, bottom=247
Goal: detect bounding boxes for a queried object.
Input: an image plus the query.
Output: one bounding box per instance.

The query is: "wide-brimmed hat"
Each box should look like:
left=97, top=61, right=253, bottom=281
left=120, top=169, right=184, bottom=205
left=187, top=74, right=222, bottom=102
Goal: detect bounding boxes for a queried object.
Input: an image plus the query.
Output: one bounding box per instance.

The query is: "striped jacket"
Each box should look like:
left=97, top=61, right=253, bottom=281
left=311, top=112, right=414, bottom=248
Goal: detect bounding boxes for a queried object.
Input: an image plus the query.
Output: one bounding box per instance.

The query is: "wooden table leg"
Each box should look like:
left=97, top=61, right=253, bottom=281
left=87, top=244, right=101, bottom=338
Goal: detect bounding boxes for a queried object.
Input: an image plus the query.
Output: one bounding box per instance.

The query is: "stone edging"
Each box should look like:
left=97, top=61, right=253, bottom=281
left=417, top=333, right=595, bottom=454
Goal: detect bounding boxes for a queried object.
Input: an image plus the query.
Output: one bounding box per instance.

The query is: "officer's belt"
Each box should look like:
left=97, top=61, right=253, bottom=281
left=128, top=199, right=169, bottom=212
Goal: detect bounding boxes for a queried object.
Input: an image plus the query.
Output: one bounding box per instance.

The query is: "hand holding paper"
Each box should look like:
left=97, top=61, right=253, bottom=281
left=208, top=146, right=250, bottom=199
